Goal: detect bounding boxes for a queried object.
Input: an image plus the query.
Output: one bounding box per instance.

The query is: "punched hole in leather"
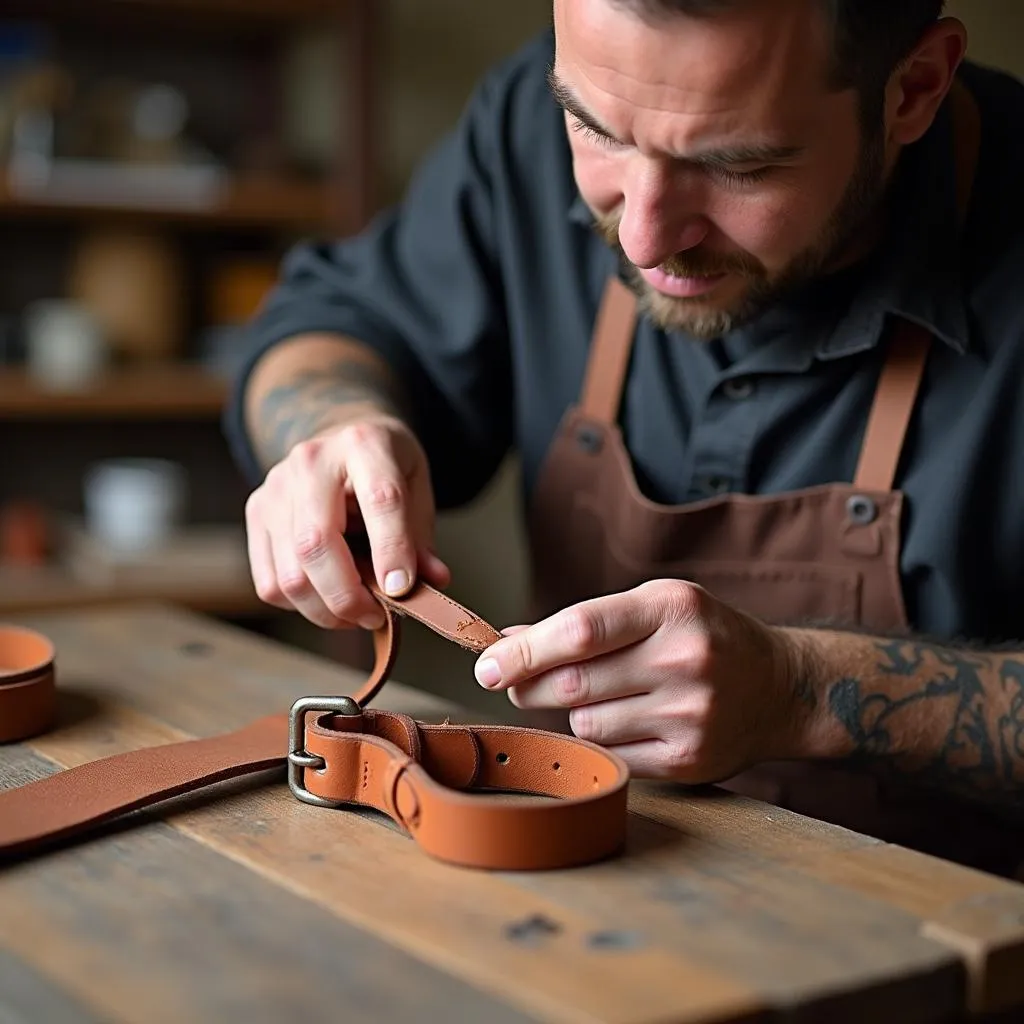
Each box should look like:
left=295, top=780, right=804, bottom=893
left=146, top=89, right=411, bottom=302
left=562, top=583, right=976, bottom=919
left=0, top=543, right=631, bottom=871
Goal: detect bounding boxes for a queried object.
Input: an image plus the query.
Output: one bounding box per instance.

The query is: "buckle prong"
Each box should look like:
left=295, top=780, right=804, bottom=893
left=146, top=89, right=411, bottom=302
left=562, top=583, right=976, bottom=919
left=287, top=695, right=362, bottom=808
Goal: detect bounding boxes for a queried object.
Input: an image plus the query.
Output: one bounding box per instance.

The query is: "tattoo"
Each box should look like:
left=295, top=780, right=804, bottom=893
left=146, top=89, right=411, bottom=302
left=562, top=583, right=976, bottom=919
left=255, top=359, right=405, bottom=466
left=827, top=640, right=1024, bottom=815
left=795, top=675, right=819, bottom=711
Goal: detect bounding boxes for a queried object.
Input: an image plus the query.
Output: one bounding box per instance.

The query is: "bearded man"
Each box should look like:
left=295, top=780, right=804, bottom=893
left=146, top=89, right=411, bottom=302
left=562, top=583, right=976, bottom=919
left=225, top=1, right=1024, bottom=877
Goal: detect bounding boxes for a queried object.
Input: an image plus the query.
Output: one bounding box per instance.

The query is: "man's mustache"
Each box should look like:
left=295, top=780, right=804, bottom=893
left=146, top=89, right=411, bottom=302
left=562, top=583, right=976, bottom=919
left=594, top=213, right=764, bottom=281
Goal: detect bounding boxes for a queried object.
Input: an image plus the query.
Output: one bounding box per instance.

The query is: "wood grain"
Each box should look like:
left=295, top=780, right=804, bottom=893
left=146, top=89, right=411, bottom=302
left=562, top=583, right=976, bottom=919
left=0, top=748, right=534, bottom=1024
left=0, top=947, right=103, bottom=1024
left=16, top=712, right=765, bottom=1023
left=631, top=785, right=1024, bottom=1015
left=0, top=605, right=992, bottom=1023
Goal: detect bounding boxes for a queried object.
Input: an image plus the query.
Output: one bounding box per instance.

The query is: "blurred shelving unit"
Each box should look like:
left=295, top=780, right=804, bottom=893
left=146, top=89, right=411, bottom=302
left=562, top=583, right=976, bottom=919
left=0, top=0, right=380, bottom=617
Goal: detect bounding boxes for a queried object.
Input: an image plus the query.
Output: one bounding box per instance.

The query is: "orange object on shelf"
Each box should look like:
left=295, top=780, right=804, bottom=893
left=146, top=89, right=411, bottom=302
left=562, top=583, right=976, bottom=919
left=208, top=258, right=280, bottom=325
left=0, top=501, right=50, bottom=567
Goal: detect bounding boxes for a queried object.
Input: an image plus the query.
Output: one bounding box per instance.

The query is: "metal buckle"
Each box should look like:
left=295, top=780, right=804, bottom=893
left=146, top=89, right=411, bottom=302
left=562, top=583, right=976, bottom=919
left=287, top=695, right=362, bottom=808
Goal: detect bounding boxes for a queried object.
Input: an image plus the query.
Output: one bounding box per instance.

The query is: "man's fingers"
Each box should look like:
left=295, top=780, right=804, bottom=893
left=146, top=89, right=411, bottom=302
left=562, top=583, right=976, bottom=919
left=242, top=418, right=442, bottom=631
left=475, top=590, right=661, bottom=691
left=566, top=693, right=658, bottom=747
left=244, top=498, right=291, bottom=610
left=418, top=547, right=452, bottom=589
left=288, top=441, right=385, bottom=628
left=407, top=459, right=450, bottom=588
left=505, top=648, right=652, bottom=710
left=266, top=498, right=353, bottom=630
left=599, top=736, right=707, bottom=782
left=343, top=426, right=420, bottom=597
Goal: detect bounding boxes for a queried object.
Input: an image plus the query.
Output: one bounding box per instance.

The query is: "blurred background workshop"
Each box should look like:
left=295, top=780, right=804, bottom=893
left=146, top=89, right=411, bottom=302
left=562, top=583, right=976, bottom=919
left=0, top=0, right=1018, bottom=716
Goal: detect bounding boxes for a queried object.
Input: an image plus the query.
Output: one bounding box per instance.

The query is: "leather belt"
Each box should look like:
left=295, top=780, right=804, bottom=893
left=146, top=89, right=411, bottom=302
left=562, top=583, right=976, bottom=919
left=0, top=560, right=629, bottom=871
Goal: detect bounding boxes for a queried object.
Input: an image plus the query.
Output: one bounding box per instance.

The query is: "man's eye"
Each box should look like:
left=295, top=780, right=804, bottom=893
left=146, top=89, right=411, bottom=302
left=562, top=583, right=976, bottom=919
left=569, top=117, right=618, bottom=148
left=707, top=165, right=772, bottom=185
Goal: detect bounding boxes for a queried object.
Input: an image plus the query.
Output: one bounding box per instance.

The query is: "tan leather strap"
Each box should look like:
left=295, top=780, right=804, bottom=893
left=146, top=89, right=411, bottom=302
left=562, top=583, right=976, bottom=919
left=853, top=78, right=981, bottom=494
left=579, top=275, right=638, bottom=424
left=0, top=556, right=629, bottom=871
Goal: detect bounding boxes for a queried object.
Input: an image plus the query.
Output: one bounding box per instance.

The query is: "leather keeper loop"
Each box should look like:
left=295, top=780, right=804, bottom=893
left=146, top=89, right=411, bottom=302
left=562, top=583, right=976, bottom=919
left=383, top=756, right=418, bottom=827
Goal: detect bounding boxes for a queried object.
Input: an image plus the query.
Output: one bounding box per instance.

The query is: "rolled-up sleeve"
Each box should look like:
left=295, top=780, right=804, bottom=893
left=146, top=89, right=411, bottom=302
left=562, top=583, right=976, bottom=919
left=223, top=68, right=514, bottom=510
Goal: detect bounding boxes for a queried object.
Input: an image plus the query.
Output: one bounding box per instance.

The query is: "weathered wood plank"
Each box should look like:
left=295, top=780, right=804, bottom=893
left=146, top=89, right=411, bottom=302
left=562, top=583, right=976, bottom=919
left=10, top=732, right=764, bottom=1024
left=631, top=784, right=1024, bottom=1016
left=2, top=606, right=977, bottom=1023
left=0, top=748, right=535, bottom=1024
left=505, top=813, right=964, bottom=1024
left=0, top=947, right=103, bottom=1024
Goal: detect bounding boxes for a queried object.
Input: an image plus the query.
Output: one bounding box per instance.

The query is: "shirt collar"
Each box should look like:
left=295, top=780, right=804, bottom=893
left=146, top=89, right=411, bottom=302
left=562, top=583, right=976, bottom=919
left=566, top=87, right=973, bottom=358
left=568, top=191, right=596, bottom=229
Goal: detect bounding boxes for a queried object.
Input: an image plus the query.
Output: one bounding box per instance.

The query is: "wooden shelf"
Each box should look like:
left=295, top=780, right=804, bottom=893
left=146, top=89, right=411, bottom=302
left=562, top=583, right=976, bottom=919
left=0, top=365, right=229, bottom=419
left=0, top=0, right=343, bottom=31
left=0, top=176, right=340, bottom=232
left=0, top=522, right=266, bottom=617
left=0, top=563, right=265, bottom=617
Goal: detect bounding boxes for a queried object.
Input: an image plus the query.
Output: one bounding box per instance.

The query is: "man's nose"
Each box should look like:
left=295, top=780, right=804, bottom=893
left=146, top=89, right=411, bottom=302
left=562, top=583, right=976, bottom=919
left=616, top=159, right=709, bottom=269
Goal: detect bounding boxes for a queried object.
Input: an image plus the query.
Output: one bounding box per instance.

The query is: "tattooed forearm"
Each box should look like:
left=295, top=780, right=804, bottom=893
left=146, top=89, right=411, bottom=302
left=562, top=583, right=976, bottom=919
left=253, top=357, right=407, bottom=468
left=801, top=633, right=1024, bottom=815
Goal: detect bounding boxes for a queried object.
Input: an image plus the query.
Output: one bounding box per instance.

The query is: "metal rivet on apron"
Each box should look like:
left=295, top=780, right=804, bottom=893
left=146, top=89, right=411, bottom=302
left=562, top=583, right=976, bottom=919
left=723, top=377, right=755, bottom=400
left=846, top=494, right=878, bottom=526
left=576, top=424, right=603, bottom=454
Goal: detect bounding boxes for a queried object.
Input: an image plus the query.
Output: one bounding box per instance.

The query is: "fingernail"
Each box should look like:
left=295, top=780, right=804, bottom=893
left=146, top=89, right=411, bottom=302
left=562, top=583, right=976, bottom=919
left=475, top=658, right=501, bottom=688
left=359, top=615, right=385, bottom=631
left=384, top=569, right=409, bottom=596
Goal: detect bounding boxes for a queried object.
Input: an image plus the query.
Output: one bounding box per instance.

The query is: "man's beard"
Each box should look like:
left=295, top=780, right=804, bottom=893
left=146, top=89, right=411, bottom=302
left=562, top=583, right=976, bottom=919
left=592, top=126, right=887, bottom=338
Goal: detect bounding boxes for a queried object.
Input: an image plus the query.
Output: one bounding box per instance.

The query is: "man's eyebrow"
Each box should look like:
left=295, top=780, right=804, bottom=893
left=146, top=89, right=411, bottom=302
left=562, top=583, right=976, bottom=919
left=546, top=66, right=804, bottom=166
left=546, top=67, right=621, bottom=142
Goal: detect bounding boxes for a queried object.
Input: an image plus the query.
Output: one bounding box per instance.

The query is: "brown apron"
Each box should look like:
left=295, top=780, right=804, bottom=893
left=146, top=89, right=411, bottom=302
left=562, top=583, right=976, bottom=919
left=527, top=82, right=1024, bottom=877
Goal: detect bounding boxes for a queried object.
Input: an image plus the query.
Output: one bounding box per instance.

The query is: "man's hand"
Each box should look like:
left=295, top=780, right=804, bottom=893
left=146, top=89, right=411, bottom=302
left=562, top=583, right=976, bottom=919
left=244, top=413, right=450, bottom=630
left=474, top=580, right=813, bottom=781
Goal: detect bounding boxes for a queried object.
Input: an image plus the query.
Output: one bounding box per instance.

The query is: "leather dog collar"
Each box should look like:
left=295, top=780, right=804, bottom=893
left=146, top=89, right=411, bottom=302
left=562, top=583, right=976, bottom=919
left=0, top=559, right=629, bottom=871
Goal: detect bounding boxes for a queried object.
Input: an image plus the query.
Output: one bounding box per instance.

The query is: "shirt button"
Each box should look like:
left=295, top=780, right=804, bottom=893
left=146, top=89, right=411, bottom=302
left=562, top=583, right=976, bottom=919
left=846, top=494, right=878, bottom=525
left=700, top=475, right=732, bottom=496
left=723, top=378, right=756, bottom=400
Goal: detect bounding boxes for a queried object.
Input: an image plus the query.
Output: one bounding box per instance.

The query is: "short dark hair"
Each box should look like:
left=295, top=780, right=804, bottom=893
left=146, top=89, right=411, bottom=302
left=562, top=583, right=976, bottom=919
left=609, top=0, right=947, bottom=123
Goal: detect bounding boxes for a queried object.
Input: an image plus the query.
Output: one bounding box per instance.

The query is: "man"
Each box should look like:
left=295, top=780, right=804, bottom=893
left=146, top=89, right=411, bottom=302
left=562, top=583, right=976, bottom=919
left=224, top=0, right=1024, bottom=875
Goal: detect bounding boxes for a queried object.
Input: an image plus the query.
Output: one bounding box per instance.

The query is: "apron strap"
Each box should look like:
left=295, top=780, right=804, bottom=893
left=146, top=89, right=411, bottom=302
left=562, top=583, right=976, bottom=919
left=580, top=275, right=638, bottom=424
left=852, top=319, right=932, bottom=492
left=852, top=77, right=981, bottom=494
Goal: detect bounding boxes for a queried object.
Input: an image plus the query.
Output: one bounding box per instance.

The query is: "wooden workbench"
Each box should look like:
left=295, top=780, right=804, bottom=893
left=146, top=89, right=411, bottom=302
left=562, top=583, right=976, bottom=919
left=3, top=605, right=1024, bottom=1024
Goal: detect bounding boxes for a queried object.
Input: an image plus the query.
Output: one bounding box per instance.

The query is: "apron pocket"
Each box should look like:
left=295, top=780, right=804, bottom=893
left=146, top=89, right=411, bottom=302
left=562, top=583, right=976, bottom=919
left=669, top=561, right=863, bottom=627
left=568, top=496, right=866, bottom=627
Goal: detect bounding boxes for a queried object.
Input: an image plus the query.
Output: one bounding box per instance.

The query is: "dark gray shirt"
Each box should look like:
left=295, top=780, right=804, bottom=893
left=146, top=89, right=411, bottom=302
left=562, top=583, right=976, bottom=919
left=224, top=30, right=1024, bottom=645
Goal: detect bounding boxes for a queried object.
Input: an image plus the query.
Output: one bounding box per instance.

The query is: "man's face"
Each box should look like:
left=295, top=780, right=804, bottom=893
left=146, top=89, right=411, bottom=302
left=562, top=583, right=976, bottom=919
left=552, top=0, right=890, bottom=337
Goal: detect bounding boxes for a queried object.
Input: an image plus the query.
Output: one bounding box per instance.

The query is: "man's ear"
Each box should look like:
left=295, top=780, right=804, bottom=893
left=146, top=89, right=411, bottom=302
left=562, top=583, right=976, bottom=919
left=884, top=17, right=969, bottom=147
